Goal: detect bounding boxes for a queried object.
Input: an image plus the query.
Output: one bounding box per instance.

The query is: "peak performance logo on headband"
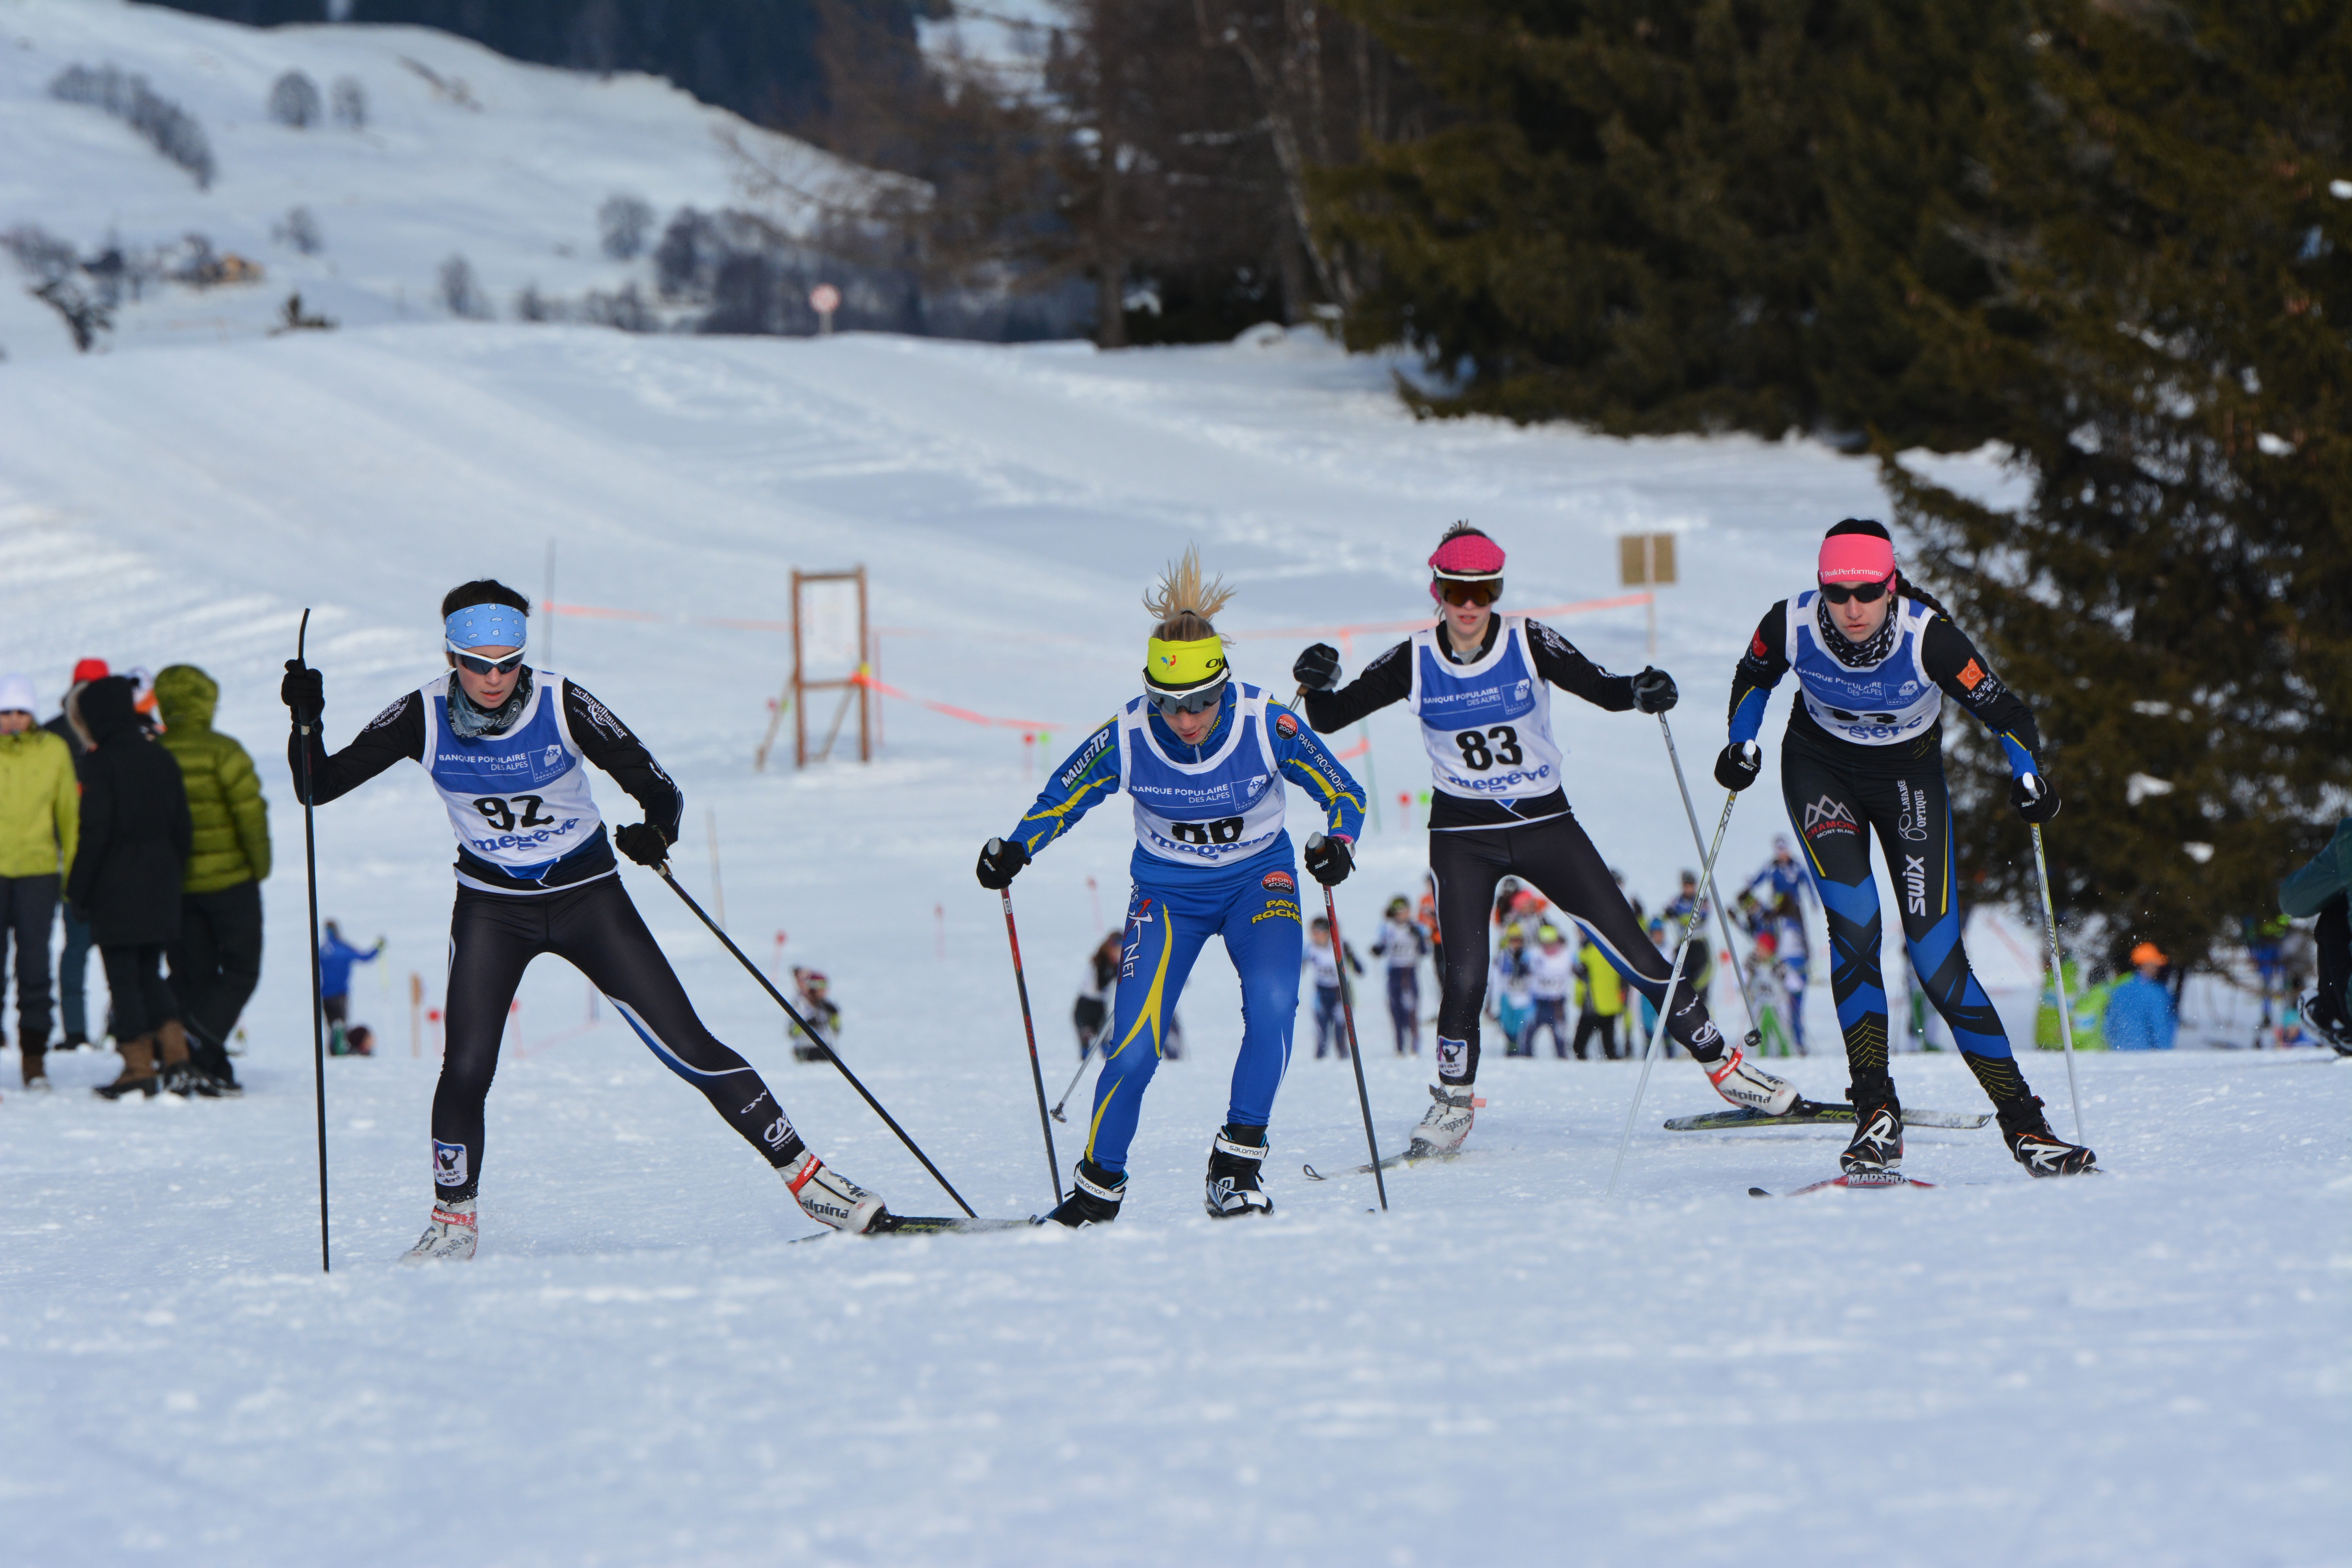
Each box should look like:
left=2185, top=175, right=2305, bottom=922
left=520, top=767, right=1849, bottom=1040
left=446, top=603, right=528, bottom=652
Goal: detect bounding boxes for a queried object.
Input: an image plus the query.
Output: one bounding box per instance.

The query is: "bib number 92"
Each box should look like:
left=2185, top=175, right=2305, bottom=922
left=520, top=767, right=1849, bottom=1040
left=1454, top=726, right=1524, bottom=772
left=472, top=795, right=556, bottom=834
left=1169, top=816, right=1246, bottom=846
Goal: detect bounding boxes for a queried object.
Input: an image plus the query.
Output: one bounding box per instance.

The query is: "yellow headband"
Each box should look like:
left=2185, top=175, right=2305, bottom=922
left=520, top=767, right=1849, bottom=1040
left=1144, top=635, right=1227, bottom=693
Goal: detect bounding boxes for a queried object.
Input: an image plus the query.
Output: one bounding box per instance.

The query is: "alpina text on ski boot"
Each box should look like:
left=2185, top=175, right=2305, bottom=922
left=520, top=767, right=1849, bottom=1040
left=783, top=1151, right=886, bottom=1232
left=1708, top=1035, right=1799, bottom=1115
left=1408, top=1083, right=1477, bottom=1156
left=401, top=1198, right=479, bottom=1263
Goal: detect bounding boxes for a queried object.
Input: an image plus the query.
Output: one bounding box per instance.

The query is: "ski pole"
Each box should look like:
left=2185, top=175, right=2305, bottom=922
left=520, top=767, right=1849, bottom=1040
left=1657, top=715, right=1762, bottom=1034
left=293, top=609, right=331, bottom=1273
left=992, top=862, right=1062, bottom=1206
left=2029, top=824, right=2087, bottom=1143
left=652, top=863, right=976, bottom=1217
left=1607, top=790, right=1738, bottom=1197
left=1051, top=1014, right=1113, bottom=1123
left=1311, top=836, right=1388, bottom=1211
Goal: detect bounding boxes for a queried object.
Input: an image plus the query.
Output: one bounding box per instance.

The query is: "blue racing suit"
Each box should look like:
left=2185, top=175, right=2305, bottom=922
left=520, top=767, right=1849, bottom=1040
left=1006, top=684, right=1365, bottom=1172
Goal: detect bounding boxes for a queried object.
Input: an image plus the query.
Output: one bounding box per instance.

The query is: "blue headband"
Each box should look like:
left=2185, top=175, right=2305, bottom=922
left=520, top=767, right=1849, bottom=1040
left=445, top=603, right=527, bottom=650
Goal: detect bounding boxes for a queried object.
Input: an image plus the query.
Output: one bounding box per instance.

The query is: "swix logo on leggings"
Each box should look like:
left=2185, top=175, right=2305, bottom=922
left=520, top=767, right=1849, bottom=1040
left=423, top=672, right=603, bottom=881
left=1904, top=854, right=1929, bottom=917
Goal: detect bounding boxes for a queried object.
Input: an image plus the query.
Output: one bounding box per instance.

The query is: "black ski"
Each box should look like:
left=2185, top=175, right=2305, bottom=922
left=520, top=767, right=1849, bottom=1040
left=1302, top=1147, right=1462, bottom=1181
left=1668, top=1098, right=1990, bottom=1132
left=792, top=1214, right=1035, bottom=1243
left=1748, top=1174, right=1938, bottom=1197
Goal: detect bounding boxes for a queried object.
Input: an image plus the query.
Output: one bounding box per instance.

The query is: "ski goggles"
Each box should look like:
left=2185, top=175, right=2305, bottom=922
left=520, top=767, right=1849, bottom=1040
left=1817, top=575, right=1894, bottom=606
left=1434, top=577, right=1502, bottom=607
left=447, top=641, right=527, bottom=677
left=1150, top=678, right=1227, bottom=717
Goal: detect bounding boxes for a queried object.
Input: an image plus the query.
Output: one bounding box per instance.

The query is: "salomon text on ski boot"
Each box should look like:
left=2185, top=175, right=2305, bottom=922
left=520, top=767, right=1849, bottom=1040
left=1706, top=1033, right=1799, bottom=1115
left=1408, top=1083, right=1477, bottom=1156
left=401, top=1198, right=479, bottom=1263
left=1205, top=1124, right=1274, bottom=1219
left=1840, top=1095, right=1904, bottom=1179
left=1046, top=1158, right=1125, bottom=1227
left=1997, top=1096, right=2096, bottom=1176
left=783, top=1150, right=885, bottom=1232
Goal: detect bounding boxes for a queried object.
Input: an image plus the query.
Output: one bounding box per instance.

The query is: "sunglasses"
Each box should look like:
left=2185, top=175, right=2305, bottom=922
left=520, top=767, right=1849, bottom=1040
left=1818, top=576, right=1894, bottom=606
left=1151, top=682, right=1225, bottom=717
left=448, top=642, right=527, bottom=677
left=1435, top=578, right=1502, bottom=607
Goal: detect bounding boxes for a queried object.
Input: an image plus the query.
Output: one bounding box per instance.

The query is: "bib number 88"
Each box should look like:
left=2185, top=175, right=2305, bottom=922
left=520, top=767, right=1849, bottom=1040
left=1454, top=726, right=1524, bottom=772
left=472, top=795, right=556, bottom=834
left=1170, top=816, right=1246, bottom=846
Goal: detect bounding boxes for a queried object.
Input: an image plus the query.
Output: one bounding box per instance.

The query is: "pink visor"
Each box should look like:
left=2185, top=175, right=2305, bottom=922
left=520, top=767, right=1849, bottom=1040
left=1817, top=533, right=1895, bottom=585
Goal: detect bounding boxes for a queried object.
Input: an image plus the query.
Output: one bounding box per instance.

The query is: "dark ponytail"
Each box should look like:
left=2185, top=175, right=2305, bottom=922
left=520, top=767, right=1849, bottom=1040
left=1896, top=573, right=1951, bottom=622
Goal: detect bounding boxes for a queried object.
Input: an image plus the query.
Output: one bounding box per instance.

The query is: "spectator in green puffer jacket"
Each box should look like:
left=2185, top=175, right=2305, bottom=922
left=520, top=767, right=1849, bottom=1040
left=154, top=665, right=270, bottom=1094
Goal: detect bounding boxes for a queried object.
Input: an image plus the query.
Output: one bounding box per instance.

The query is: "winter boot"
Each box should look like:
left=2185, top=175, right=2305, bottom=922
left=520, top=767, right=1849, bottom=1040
left=400, top=1199, right=479, bottom=1263
left=156, top=1020, right=213, bottom=1098
left=1407, top=1083, right=1478, bottom=1156
left=1840, top=1095, right=1904, bottom=1178
left=782, top=1149, right=885, bottom=1233
left=1204, top=1124, right=1274, bottom=1219
left=1706, top=1034, right=1799, bottom=1114
left=2299, top=989, right=2352, bottom=1056
left=20, top=1044, right=49, bottom=1092
left=187, top=1031, right=242, bottom=1097
left=94, top=1034, right=160, bottom=1100
left=1045, top=1158, right=1126, bottom=1227
left=1997, top=1096, right=2097, bottom=1176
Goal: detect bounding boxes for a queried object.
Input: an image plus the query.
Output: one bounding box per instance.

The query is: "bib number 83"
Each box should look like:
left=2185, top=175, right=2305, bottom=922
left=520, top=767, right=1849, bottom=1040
left=472, top=795, right=557, bottom=834
left=1454, top=726, right=1524, bottom=772
left=1170, top=816, right=1246, bottom=846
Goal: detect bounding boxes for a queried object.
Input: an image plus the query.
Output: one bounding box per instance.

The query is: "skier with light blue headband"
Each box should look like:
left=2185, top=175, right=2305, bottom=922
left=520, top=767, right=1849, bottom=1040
left=282, top=578, right=894, bottom=1259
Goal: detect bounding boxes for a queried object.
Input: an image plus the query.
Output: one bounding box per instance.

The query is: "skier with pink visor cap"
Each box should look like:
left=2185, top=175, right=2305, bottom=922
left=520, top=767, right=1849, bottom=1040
left=1717, top=518, right=2095, bottom=1179
left=1293, top=523, right=1798, bottom=1160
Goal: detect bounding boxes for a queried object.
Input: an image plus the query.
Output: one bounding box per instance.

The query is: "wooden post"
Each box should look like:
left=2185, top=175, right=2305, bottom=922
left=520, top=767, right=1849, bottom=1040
left=791, top=566, right=871, bottom=768
left=409, top=972, right=423, bottom=1058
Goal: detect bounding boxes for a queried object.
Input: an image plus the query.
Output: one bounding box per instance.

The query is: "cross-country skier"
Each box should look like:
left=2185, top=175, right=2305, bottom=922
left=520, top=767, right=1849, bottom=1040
left=1303, top=916, right=1363, bottom=1059
left=975, top=548, right=1367, bottom=1224
left=1294, top=524, right=1796, bottom=1156
left=283, top=580, right=889, bottom=1259
left=1715, top=518, right=2096, bottom=1176
left=1370, top=895, right=1427, bottom=1054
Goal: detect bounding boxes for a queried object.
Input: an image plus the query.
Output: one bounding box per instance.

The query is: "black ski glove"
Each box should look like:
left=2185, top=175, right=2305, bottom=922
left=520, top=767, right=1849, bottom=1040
left=281, top=661, right=323, bottom=726
left=1631, top=666, right=1678, bottom=714
left=976, top=836, right=1029, bottom=890
left=1303, top=833, right=1354, bottom=887
left=1715, top=741, right=1762, bottom=792
left=1293, top=643, right=1342, bottom=693
left=2011, top=773, right=2061, bottom=824
left=615, top=822, right=672, bottom=866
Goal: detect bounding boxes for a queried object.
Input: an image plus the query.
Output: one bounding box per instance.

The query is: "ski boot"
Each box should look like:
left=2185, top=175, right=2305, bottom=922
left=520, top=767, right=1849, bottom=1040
left=2298, top=989, right=2352, bottom=1056
left=93, top=1034, right=160, bottom=1100
left=1406, top=1083, right=1477, bottom=1156
left=1045, top=1158, right=1125, bottom=1227
left=1706, top=1034, right=1799, bottom=1114
left=1205, top=1125, right=1274, bottom=1219
left=401, top=1198, right=479, bottom=1262
left=782, top=1149, right=885, bottom=1233
left=1997, top=1096, right=2097, bottom=1176
left=1839, top=1095, right=1904, bottom=1178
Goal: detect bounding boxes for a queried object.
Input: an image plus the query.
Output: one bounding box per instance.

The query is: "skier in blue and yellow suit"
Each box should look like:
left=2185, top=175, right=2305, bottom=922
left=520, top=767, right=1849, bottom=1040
left=976, top=550, right=1365, bottom=1225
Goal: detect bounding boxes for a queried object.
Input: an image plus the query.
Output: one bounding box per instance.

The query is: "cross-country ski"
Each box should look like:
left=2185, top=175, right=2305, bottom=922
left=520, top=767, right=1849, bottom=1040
left=1666, top=1099, right=1993, bottom=1132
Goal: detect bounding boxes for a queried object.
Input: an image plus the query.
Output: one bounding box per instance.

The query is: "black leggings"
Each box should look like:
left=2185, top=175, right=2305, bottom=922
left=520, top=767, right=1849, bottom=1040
left=1779, top=724, right=2028, bottom=1106
left=100, top=943, right=178, bottom=1040
left=433, top=877, right=802, bottom=1200
left=1572, top=1005, right=1619, bottom=1060
left=1429, top=818, right=1724, bottom=1085
left=2314, top=895, right=2350, bottom=1023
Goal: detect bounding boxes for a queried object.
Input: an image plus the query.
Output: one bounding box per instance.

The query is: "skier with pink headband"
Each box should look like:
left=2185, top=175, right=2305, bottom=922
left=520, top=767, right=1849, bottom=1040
left=1294, top=523, right=1798, bottom=1158
left=1716, top=518, right=2094, bottom=1178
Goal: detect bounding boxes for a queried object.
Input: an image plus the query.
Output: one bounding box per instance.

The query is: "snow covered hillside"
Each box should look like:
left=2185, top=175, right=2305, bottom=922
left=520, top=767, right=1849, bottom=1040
left=2, top=319, right=2343, bottom=1567
left=0, top=0, right=882, bottom=359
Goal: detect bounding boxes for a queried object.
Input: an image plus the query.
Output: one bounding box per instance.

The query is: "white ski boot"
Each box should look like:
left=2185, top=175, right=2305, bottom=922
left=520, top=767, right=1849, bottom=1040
left=400, top=1199, right=478, bottom=1263
left=1705, top=1038, right=1798, bottom=1114
left=1406, top=1083, right=1478, bottom=1156
left=783, top=1151, right=885, bottom=1234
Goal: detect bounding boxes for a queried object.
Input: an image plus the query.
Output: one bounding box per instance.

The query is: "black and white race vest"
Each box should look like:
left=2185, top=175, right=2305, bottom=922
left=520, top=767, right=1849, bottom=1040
left=1406, top=618, right=1566, bottom=812
left=422, top=671, right=606, bottom=893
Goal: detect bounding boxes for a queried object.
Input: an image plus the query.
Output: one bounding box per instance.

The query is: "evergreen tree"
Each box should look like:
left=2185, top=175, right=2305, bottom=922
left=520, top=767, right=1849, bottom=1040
left=1883, top=0, right=2352, bottom=969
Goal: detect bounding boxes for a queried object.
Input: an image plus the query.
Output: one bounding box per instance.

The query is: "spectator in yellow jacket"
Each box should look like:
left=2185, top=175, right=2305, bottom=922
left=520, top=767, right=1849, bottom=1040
left=1, top=671, right=80, bottom=1088
left=155, top=665, right=270, bottom=1095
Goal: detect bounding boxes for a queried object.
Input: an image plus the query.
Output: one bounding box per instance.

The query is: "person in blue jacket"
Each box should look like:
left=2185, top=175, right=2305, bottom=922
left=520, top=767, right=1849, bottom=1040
left=317, top=918, right=383, bottom=1054
left=2102, top=942, right=2178, bottom=1051
left=976, top=549, right=1367, bottom=1225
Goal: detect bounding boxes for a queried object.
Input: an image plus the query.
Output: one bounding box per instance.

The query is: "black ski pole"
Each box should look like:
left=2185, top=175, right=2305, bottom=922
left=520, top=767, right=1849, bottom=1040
left=294, top=610, right=330, bottom=1273
left=1310, top=836, right=1387, bottom=1212
left=1050, top=1015, right=1112, bottom=1123
left=992, top=864, right=1062, bottom=1205
left=652, top=863, right=975, bottom=1217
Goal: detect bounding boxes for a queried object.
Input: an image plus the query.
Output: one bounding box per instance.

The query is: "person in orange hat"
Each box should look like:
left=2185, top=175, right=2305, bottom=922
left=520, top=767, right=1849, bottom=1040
left=2103, top=941, right=2178, bottom=1051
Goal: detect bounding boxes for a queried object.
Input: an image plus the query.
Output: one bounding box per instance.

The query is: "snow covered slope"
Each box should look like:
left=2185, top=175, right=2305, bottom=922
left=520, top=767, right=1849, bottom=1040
left=2, top=319, right=2341, bottom=1567
left=0, top=0, right=879, bottom=358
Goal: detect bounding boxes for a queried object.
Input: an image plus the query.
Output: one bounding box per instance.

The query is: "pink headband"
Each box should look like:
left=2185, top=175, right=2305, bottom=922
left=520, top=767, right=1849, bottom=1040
left=1817, top=533, right=1895, bottom=585
left=1428, top=530, right=1506, bottom=601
